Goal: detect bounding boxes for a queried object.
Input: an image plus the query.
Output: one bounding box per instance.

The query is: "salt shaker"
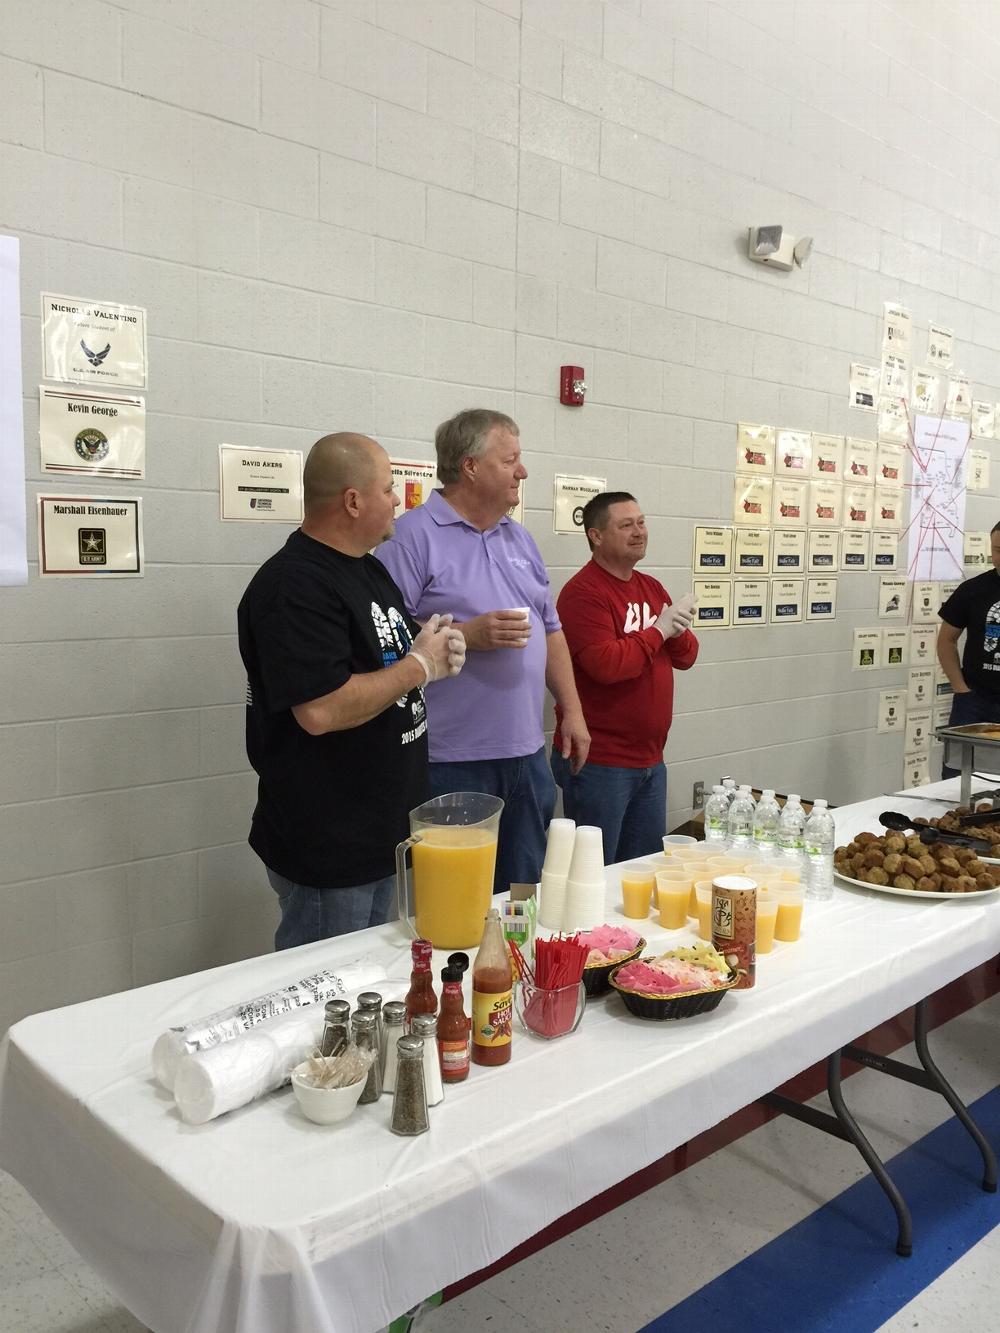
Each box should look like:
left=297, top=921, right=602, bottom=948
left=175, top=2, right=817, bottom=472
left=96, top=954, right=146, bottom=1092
left=381, top=1001, right=407, bottom=1093
left=351, top=1010, right=383, bottom=1104
left=410, top=1013, right=444, bottom=1107
left=319, top=999, right=351, bottom=1058
left=390, top=1036, right=429, bottom=1136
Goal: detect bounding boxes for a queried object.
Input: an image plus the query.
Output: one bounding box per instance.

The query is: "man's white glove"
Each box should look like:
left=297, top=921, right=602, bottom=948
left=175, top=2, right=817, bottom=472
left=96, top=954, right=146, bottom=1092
left=654, top=592, right=696, bottom=640
left=409, top=614, right=467, bottom=683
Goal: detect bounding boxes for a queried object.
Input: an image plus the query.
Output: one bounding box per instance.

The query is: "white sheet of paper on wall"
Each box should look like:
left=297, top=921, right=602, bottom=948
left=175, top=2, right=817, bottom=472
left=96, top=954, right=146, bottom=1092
left=877, top=689, right=906, bottom=733
left=927, top=324, right=953, bottom=369
left=771, top=479, right=808, bottom=528
left=805, top=577, right=837, bottom=621
left=912, top=369, right=940, bottom=415
left=933, top=697, right=951, bottom=729
left=881, top=627, right=907, bottom=668
left=911, top=581, right=938, bottom=625
left=877, top=398, right=909, bottom=444
left=968, top=450, right=990, bottom=491
left=733, top=474, right=772, bottom=526
left=732, top=578, right=767, bottom=626
left=946, top=374, right=971, bottom=417
left=904, top=711, right=931, bottom=752
left=903, top=753, right=931, bottom=788
left=736, top=422, right=775, bottom=474
left=964, top=531, right=989, bottom=570
left=770, top=578, right=804, bottom=624
left=909, top=626, right=936, bottom=668
left=774, top=429, right=811, bottom=476
left=692, top=525, right=734, bottom=575
left=843, top=485, right=874, bottom=529
left=907, top=667, right=934, bottom=707
left=692, top=579, right=732, bottom=629
left=878, top=576, right=908, bottom=620
left=876, top=442, right=906, bottom=486
left=849, top=363, right=879, bottom=412
left=770, top=527, right=806, bottom=573
left=880, top=352, right=909, bottom=399
left=883, top=302, right=912, bottom=355
left=853, top=627, right=882, bottom=670
left=810, top=433, right=844, bottom=479
left=874, top=485, right=904, bottom=531
left=971, top=401, right=995, bottom=438
left=808, top=480, right=841, bottom=527
left=733, top=526, right=770, bottom=573
left=844, top=438, right=876, bottom=485
left=871, top=531, right=900, bottom=570
left=840, top=530, right=870, bottom=570
left=807, top=529, right=839, bottom=571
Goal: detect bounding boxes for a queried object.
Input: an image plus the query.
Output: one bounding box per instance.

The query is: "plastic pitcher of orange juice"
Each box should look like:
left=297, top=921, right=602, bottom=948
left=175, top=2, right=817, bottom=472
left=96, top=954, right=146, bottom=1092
left=396, top=792, right=504, bottom=949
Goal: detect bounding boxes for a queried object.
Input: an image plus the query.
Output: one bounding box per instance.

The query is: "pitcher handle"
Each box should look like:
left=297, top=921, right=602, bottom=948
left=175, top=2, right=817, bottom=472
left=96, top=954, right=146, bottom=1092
left=395, top=834, right=421, bottom=938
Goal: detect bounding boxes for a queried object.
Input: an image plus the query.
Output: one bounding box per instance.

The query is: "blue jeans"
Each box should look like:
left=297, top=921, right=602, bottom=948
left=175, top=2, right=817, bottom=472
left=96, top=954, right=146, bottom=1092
left=551, top=750, right=667, bottom=864
left=942, top=688, right=1000, bottom=778
left=266, top=869, right=397, bottom=950
left=427, top=748, right=556, bottom=892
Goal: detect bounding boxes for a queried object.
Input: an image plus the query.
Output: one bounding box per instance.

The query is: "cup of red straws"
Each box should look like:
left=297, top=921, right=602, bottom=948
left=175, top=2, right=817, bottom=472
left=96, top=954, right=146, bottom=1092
left=510, top=935, right=588, bottom=1040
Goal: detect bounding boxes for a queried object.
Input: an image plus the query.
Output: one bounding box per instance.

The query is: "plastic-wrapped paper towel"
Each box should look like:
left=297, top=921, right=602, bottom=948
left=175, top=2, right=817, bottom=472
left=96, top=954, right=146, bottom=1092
left=173, top=1007, right=328, bottom=1125
left=152, top=958, right=385, bottom=1093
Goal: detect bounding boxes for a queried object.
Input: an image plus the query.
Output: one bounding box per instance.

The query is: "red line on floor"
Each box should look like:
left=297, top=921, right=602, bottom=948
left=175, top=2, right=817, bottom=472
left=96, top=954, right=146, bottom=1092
left=444, top=958, right=1000, bottom=1301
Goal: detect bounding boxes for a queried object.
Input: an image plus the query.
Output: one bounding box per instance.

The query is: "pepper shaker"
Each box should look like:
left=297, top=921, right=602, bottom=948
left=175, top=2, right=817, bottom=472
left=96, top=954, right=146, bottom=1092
left=356, top=992, right=383, bottom=1054
left=319, top=999, right=351, bottom=1058
left=390, top=1036, right=429, bottom=1136
left=351, top=1010, right=383, bottom=1104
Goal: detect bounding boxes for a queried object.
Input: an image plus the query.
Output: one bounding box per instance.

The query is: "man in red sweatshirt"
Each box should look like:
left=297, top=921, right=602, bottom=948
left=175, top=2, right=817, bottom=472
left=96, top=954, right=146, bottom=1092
left=551, top=491, right=699, bottom=863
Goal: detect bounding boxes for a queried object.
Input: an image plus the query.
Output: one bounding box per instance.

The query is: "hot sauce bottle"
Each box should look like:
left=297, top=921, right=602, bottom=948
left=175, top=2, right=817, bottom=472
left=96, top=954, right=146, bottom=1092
left=405, top=938, right=437, bottom=1030
left=471, top=908, right=513, bottom=1066
left=437, top=964, right=470, bottom=1083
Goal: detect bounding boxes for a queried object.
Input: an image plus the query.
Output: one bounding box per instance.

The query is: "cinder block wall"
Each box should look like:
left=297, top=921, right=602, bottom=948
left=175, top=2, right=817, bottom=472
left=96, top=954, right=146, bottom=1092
left=2, top=0, right=998, bottom=1030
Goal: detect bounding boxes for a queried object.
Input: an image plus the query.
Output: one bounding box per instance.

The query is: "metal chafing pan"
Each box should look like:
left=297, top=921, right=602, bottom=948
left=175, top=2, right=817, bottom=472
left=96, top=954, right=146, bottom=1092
left=935, top=724, right=1000, bottom=807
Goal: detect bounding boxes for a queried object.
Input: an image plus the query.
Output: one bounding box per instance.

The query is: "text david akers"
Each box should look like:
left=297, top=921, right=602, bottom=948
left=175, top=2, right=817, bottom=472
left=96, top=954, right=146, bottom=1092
left=52, top=504, right=130, bottom=516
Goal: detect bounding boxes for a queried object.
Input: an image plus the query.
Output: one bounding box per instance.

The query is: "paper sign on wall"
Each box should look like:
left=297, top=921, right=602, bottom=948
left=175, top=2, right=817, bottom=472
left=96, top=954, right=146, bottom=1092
left=771, top=528, right=806, bottom=573
left=845, top=439, right=876, bottom=485
left=871, top=532, right=900, bottom=570
left=849, top=363, right=879, bottom=412
left=877, top=690, right=906, bottom=733
left=911, top=581, right=939, bottom=624
left=693, top=526, right=733, bottom=574
left=881, top=627, right=907, bottom=668
left=805, top=577, right=837, bottom=621
left=874, top=485, right=904, bottom=530
left=927, top=324, right=953, bottom=369
left=692, top=580, right=731, bottom=629
left=876, top=442, right=906, bottom=486
left=807, top=529, right=839, bottom=571
left=770, top=578, right=803, bottom=624
left=772, top=479, right=808, bottom=528
left=909, top=626, right=936, bottom=668
left=390, top=458, right=436, bottom=510
left=733, top=527, right=770, bottom=573
left=964, top=531, right=989, bottom=570
left=946, top=374, right=971, bottom=417
left=736, top=422, right=775, bottom=474
left=843, top=485, right=873, bottom=529
left=878, top=576, right=907, bottom=619
left=220, top=445, right=304, bottom=522
left=913, top=369, right=940, bottom=415
left=553, top=475, right=605, bottom=534
left=904, top=711, right=931, bottom=752
left=877, top=397, right=909, bottom=444
left=853, top=628, right=882, bottom=670
left=840, top=530, right=870, bottom=570
left=903, top=753, right=931, bottom=788
left=808, top=480, right=841, bottom=527
left=775, top=429, right=811, bottom=476
left=968, top=451, right=990, bottom=491
left=733, top=579, right=767, bottom=626
left=883, top=302, right=912, bottom=354
left=41, top=293, right=148, bottom=389
left=880, top=352, right=909, bottom=399
left=810, top=433, right=844, bottom=479
left=37, top=494, right=143, bottom=576
left=908, top=668, right=934, bottom=708
left=734, top=475, right=772, bottom=526
left=908, top=415, right=969, bottom=581
left=972, top=401, right=995, bottom=438
left=39, top=386, right=145, bottom=479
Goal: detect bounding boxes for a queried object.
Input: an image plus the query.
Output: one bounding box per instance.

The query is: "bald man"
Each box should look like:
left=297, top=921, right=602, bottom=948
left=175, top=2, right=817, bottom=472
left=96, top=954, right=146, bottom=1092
left=238, top=433, right=465, bottom=948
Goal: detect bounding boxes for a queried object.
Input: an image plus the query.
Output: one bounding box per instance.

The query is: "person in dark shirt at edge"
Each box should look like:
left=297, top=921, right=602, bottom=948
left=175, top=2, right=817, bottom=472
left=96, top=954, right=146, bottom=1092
left=238, top=433, right=466, bottom=949
left=938, top=520, right=1000, bottom=778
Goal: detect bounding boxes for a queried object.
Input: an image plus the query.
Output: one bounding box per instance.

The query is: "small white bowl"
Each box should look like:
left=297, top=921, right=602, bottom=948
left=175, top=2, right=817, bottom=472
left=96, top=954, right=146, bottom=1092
left=291, top=1061, right=366, bottom=1125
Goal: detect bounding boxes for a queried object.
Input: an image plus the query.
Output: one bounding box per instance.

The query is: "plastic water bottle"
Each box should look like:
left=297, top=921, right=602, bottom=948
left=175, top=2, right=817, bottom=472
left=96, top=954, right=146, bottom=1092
left=803, top=799, right=835, bottom=901
left=703, top=785, right=731, bottom=846
left=777, top=794, right=806, bottom=870
left=727, top=785, right=756, bottom=849
left=721, top=777, right=737, bottom=808
left=752, top=789, right=781, bottom=856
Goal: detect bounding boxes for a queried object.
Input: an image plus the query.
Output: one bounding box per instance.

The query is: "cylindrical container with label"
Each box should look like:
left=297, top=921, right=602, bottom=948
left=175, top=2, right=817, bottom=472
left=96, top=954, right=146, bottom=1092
left=711, top=874, right=756, bottom=990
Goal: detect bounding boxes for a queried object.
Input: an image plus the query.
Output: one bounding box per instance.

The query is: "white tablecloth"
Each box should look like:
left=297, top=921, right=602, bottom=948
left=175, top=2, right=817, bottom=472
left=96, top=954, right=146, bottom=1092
left=2, top=781, right=999, bottom=1333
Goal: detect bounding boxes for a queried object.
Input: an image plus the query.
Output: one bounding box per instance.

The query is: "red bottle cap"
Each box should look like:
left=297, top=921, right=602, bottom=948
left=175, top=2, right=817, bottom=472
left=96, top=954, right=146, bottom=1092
left=411, top=938, right=433, bottom=967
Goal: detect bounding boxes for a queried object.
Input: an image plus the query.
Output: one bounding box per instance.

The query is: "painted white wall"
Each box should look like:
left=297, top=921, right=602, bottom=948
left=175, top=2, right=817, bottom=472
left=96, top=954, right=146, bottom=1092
left=2, top=0, right=999, bottom=1031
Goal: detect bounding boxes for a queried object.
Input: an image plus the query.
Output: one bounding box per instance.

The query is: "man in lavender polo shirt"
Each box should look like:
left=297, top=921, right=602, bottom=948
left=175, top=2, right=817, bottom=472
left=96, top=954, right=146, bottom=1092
left=376, top=409, right=590, bottom=892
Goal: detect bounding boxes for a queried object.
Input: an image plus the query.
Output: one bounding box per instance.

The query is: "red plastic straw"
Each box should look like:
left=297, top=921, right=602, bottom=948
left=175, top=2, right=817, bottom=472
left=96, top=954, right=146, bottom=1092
left=523, top=934, right=590, bottom=1036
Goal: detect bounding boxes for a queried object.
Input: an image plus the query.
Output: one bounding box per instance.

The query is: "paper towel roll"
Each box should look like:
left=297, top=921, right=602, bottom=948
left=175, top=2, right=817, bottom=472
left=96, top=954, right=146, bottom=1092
left=152, top=957, right=386, bottom=1093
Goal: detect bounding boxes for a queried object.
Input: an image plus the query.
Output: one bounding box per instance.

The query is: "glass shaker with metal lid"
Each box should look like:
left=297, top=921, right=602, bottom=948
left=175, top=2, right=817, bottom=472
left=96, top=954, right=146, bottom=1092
left=319, top=999, right=351, bottom=1058
left=351, top=1009, right=383, bottom=1104
left=381, top=1000, right=407, bottom=1092
left=390, top=1036, right=429, bottom=1136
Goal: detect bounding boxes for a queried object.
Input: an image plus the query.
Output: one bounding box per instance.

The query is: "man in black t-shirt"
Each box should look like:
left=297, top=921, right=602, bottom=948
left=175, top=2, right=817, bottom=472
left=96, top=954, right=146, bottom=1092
left=238, top=434, right=466, bottom=949
left=938, top=521, right=1000, bottom=777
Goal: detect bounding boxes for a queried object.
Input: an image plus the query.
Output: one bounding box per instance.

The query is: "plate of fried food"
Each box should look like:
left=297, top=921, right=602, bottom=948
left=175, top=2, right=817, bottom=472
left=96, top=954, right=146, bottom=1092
left=919, top=805, right=1000, bottom=865
left=834, top=829, right=1000, bottom=898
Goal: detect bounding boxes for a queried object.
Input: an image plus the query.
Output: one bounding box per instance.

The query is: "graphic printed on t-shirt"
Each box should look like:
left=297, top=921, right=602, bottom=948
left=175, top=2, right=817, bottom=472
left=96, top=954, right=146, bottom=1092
left=623, top=601, right=657, bottom=633
left=985, top=600, right=1000, bottom=665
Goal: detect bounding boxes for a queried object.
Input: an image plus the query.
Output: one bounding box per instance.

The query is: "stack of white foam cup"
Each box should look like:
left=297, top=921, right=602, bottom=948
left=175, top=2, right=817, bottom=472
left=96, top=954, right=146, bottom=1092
left=561, top=824, right=607, bottom=931
left=538, top=817, right=576, bottom=929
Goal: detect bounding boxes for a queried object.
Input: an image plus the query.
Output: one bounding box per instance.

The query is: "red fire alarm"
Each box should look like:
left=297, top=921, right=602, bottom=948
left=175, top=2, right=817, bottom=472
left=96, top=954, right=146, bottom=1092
left=560, top=365, right=587, bottom=406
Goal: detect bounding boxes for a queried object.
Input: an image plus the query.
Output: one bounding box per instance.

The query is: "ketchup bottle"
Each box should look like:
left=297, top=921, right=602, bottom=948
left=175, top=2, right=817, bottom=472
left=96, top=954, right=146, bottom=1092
left=437, top=965, right=470, bottom=1083
left=471, top=908, right=513, bottom=1066
left=404, top=938, right=437, bottom=1030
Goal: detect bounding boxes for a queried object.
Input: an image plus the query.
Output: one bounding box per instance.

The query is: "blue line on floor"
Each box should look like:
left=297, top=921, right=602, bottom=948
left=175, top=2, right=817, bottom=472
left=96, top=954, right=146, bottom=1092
left=639, top=1085, right=1000, bottom=1333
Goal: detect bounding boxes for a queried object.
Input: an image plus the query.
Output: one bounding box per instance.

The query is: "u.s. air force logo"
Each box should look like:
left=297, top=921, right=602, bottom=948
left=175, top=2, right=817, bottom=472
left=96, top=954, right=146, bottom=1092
left=74, top=427, right=109, bottom=462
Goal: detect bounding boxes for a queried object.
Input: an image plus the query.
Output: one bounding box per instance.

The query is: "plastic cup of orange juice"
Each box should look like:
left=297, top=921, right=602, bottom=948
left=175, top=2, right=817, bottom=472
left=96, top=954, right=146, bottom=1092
left=694, top=883, right=714, bottom=941
left=707, top=857, right=743, bottom=873
left=663, top=835, right=698, bottom=852
left=770, top=883, right=804, bottom=941
left=655, top=872, right=690, bottom=929
left=778, top=866, right=802, bottom=883
left=755, top=893, right=779, bottom=954
left=620, top=863, right=656, bottom=919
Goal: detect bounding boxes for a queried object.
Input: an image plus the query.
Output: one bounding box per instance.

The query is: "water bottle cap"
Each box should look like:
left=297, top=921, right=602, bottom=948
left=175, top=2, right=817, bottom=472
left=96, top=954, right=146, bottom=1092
left=788, top=794, right=800, bottom=802
left=712, top=785, right=726, bottom=793
left=812, top=798, right=828, bottom=809
left=738, top=784, right=751, bottom=792
left=763, top=789, right=775, bottom=799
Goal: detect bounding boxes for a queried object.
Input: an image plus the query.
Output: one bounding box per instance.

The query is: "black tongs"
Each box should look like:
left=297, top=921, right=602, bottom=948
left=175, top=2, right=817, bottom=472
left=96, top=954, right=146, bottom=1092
left=956, top=805, right=1000, bottom=828
left=879, top=811, right=992, bottom=855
